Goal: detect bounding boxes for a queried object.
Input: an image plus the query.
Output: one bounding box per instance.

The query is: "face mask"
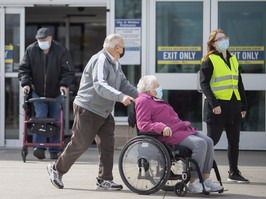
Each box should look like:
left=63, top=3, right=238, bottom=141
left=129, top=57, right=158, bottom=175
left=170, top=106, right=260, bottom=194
left=38, top=41, right=50, bottom=50
left=119, top=47, right=125, bottom=58
left=217, top=39, right=229, bottom=52
left=155, top=87, right=163, bottom=99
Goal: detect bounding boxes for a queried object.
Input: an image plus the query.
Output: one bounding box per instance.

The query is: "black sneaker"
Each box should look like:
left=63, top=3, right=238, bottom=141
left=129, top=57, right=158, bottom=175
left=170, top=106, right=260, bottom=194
left=96, top=177, right=123, bottom=190
left=227, top=170, right=249, bottom=183
left=33, top=148, right=45, bottom=160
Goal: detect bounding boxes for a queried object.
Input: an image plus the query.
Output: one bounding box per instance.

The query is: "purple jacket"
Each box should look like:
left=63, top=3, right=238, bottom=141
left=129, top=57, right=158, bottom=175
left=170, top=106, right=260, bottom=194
left=135, top=93, right=197, bottom=145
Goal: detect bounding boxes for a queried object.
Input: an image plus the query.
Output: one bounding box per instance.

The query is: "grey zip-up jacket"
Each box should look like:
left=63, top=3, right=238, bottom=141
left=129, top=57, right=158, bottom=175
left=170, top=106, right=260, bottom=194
left=74, top=50, right=138, bottom=118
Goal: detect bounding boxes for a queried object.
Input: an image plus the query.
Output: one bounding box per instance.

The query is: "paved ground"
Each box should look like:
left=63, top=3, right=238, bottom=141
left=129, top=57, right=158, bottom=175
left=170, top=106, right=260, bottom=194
left=0, top=148, right=266, bottom=199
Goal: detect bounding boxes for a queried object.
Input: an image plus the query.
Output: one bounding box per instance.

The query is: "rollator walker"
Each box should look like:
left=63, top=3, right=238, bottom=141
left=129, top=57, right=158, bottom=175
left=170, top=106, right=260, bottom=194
left=21, top=90, right=66, bottom=162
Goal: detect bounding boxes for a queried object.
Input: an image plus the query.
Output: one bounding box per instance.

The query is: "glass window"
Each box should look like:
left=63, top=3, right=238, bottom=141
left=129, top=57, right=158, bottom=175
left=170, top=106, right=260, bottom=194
left=164, top=90, right=202, bottom=130
left=219, top=2, right=266, bottom=74
left=114, top=0, right=142, bottom=117
left=5, top=78, right=20, bottom=139
left=5, top=14, right=20, bottom=139
left=69, top=23, right=106, bottom=72
left=25, top=6, right=107, bottom=131
left=242, top=91, right=265, bottom=131
left=5, top=14, right=20, bottom=72
left=156, top=2, right=203, bottom=73
left=219, top=2, right=266, bottom=132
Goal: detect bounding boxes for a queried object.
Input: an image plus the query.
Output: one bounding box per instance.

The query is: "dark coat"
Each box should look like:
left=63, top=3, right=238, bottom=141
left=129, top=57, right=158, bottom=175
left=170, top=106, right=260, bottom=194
left=18, top=40, right=74, bottom=98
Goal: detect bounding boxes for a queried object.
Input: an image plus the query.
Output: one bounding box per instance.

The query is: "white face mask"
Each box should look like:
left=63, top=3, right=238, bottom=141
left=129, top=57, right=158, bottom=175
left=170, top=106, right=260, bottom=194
left=155, top=86, right=163, bottom=99
left=38, top=40, right=50, bottom=50
left=217, top=39, right=229, bottom=52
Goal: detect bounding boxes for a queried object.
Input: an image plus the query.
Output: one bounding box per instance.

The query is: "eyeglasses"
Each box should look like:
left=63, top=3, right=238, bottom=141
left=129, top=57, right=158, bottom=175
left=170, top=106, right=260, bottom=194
left=214, top=36, right=229, bottom=42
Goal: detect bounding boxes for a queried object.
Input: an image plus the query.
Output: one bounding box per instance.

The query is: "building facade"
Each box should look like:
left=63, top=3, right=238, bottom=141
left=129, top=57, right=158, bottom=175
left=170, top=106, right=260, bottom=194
left=0, top=0, right=266, bottom=150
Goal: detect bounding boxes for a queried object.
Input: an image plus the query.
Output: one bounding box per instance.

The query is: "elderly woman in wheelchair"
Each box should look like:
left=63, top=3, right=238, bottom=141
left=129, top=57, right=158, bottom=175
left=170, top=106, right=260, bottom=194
left=118, top=75, right=223, bottom=196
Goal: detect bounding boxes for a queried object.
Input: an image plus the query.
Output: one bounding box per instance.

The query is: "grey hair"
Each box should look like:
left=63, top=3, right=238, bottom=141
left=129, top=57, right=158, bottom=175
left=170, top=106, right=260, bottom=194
left=103, top=34, right=123, bottom=48
left=137, top=75, right=158, bottom=93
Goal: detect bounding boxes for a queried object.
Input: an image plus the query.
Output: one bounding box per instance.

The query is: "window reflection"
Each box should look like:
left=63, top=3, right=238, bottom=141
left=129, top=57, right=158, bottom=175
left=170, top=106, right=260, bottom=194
left=164, top=90, right=202, bottom=130
left=70, top=24, right=106, bottom=72
left=242, top=91, right=265, bottom=131
left=5, top=13, right=20, bottom=139
left=5, top=78, right=20, bottom=139
left=5, top=14, right=20, bottom=72
left=219, top=2, right=266, bottom=74
left=114, top=0, right=141, bottom=117
left=156, top=2, right=203, bottom=73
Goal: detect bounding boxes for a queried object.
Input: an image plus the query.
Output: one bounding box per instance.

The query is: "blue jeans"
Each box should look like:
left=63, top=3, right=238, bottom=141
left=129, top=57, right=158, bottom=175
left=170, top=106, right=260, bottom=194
left=32, top=91, right=62, bottom=154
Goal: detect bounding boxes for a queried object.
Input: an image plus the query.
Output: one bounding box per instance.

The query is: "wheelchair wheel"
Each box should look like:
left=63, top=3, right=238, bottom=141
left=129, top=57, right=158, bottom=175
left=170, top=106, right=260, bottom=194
left=174, top=182, right=188, bottom=197
left=161, top=159, right=187, bottom=191
left=21, top=146, right=28, bottom=163
left=119, top=136, right=171, bottom=195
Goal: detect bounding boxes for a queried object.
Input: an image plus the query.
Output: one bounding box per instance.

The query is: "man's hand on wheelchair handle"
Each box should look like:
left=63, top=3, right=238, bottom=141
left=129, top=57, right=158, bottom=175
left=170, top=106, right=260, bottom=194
left=162, top=127, right=172, bottom=137
left=122, top=95, right=135, bottom=106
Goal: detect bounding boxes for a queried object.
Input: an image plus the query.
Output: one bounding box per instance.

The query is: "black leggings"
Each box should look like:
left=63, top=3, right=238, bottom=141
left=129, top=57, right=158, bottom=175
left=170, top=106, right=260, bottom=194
left=207, top=122, right=240, bottom=172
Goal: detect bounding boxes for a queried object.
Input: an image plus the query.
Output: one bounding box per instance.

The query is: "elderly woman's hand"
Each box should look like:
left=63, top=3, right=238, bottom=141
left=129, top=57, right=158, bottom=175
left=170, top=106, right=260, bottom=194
left=162, top=127, right=172, bottom=137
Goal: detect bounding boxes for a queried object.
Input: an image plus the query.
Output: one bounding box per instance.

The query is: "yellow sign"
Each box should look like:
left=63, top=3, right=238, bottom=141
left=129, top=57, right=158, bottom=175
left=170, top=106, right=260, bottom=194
left=5, top=44, right=14, bottom=64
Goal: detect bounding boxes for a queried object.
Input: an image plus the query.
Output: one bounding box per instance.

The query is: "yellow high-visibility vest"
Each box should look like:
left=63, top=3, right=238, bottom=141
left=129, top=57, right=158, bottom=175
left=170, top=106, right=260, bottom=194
left=209, top=54, right=241, bottom=100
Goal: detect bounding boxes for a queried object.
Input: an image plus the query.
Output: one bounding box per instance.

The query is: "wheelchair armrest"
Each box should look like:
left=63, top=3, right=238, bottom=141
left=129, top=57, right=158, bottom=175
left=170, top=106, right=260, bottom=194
left=138, top=131, right=162, bottom=136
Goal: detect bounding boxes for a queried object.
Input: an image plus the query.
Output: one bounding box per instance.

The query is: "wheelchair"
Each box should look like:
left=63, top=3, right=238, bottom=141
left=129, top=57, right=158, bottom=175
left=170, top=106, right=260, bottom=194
left=118, top=133, right=224, bottom=196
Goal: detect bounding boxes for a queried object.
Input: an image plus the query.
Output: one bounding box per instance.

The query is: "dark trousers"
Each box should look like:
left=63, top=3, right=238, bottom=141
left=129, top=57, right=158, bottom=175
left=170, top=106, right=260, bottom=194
left=56, top=104, right=115, bottom=180
left=207, top=122, right=240, bottom=173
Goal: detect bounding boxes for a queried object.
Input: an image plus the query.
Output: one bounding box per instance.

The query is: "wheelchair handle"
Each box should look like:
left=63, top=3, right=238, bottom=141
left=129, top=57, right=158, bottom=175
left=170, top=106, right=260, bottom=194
left=60, top=89, right=66, bottom=96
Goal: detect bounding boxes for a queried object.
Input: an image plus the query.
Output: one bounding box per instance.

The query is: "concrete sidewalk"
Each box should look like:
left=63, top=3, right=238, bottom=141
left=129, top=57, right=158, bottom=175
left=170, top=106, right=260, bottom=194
left=0, top=148, right=266, bottom=199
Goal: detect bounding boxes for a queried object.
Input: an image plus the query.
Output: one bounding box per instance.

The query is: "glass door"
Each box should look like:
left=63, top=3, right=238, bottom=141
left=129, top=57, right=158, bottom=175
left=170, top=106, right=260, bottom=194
left=149, top=0, right=266, bottom=150
left=0, top=7, right=25, bottom=147
left=211, top=0, right=266, bottom=150
left=149, top=0, right=209, bottom=131
left=0, top=7, right=4, bottom=147
left=25, top=6, right=107, bottom=134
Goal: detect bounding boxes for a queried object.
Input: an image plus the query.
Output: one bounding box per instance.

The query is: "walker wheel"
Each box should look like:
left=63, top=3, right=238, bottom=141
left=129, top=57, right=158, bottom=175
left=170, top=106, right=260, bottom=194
left=174, top=182, right=187, bottom=197
left=21, top=147, right=28, bottom=162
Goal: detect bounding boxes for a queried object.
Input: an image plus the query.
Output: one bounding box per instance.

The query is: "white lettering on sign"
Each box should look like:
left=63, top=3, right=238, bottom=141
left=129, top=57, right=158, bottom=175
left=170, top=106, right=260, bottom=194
left=231, top=52, right=241, bottom=59
left=242, top=52, right=259, bottom=60
left=163, top=52, right=178, bottom=60
left=232, top=51, right=260, bottom=60
left=5, top=51, right=8, bottom=59
left=179, top=52, right=196, bottom=60
left=163, top=52, right=196, bottom=60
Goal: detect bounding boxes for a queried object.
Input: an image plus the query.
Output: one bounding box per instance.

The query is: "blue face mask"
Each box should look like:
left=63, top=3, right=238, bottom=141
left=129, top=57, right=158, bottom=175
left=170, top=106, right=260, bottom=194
left=155, top=87, right=163, bottom=99
left=217, top=39, right=229, bottom=52
left=38, top=41, right=50, bottom=50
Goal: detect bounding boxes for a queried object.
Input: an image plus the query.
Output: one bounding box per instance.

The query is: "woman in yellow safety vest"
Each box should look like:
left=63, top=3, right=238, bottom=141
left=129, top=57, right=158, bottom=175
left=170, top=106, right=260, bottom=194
left=200, top=29, right=249, bottom=183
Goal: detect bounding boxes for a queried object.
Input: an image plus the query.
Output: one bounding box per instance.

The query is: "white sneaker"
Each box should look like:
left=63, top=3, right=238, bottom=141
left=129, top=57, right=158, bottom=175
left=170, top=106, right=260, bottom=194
left=188, top=179, right=211, bottom=193
left=204, top=178, right=224, bottom=192
left=47, top=162, right=64, bottom=189
left=96, top=178, right=123, bottom=191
